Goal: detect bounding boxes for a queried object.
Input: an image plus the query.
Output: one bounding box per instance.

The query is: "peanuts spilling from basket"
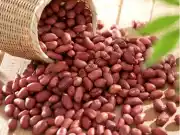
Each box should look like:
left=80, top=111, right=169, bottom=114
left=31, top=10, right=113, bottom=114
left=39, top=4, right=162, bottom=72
left=0, top=0, right=179, bottom=135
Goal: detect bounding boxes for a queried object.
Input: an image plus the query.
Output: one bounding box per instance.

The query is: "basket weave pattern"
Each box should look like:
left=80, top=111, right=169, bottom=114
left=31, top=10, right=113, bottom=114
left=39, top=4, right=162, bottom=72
left=0, top=0, right=94, bottom=63
left=0, top=0, right=54, bottom=62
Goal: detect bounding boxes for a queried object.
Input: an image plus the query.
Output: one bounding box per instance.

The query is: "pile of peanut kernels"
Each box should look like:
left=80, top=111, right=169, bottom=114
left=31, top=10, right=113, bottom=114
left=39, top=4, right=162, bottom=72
left=0, top=0, right=180, bottom=135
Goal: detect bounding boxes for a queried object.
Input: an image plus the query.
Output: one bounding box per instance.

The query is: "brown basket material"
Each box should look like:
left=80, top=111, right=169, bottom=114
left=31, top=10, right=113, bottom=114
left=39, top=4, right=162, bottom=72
left=0, top=51, right=5, bottom=65
left=0, top=0, right=97, bottom=63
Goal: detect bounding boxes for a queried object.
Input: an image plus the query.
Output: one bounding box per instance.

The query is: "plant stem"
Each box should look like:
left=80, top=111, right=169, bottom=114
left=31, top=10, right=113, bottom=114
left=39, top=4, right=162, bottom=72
left=116, top=0, right=124, bottom=25
left=149, top=0, right=155, bottom=22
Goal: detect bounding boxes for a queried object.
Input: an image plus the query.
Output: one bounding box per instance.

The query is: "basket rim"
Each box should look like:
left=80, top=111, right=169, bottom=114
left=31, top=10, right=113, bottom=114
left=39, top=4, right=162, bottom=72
left=30, top=0, right=53, bottom=63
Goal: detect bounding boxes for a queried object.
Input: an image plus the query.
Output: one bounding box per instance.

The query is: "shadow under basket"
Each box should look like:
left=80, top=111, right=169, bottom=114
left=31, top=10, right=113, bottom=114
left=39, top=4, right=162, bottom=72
left=0, top=0, right=95, bottom=63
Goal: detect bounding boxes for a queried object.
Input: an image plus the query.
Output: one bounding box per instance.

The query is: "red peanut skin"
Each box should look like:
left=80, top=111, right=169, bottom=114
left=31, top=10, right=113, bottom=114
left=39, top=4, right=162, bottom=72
left=62, top=94, right=73, bottom=109
left=150, top=90, right=163, bottom=99
left=142, top=68, right=156, bottom=79
left=101, top=103, right=114, bottom=112
left=131, top=128, right=142, bottom=135
left=46, top=50, right=62, bottom=60
left=87, top=127, right=95, bottom=135
left=74, top=87, right=84, bottom=103
left=61, top=118, right=73, bottom=129
left=41, top=33, right=58, bottom=42
left=65, top=109, right=75, bottom=118
left=68, top=127, right=82, bottom=134
left=134, top=113, right=146, bottom=125
left=88, top=69, right=102, bottom=81
left=131, top=105, right=143, bottom=116
left=16, top=87, right=28, bottom=99
left=109, top=84, right=121, bottom=94
left=41, top=106, right=52, bottom=118
left=19, top=78, right=28, bottom=87
left=30, top=115, right=42, bottom=126
left=137, top=124, right=152, bottom=135
left=65, top=0, right=77, bottom=10
left=12, top=74, right=20, bottom=91
left=27, top=75, right=38, bottom=83
left=74, top=59, right=87, bottom=69
left=164, top=89, right=176, bottom=100
left=74, top=43, right=87, bottom=52
left=116, top=118, right=125, bottom=128
left=104, top=129, right=112, bottom=135
left=30, top=108, right=41, bottom=116
left=73, top=76, right=83, bottom=87
left=50, top=61, right=68, bottom=73
left=18, top=110, right=29, bottom=119
left=70, top=120, right=80, bottom=129
left=119, top=79, right=130, bottom=89
left=96, top=112, right=108, bottom=123
left=84, top=108, right=97, bottom=119
left=124, top=97, right=143, bottom=106
left=153, top=99, right=166, bottom=113
left=83, top=101, right=93, bottom=108
left=55, top=115, right=64, bottom=127
left=156, top=112, right=170, bottom=126
left=76, top=52, right=90, bottom=61
left=35, top=91, right=51, bottom=103
left=45, top=126, right=58, bottom=135
left=90, top=99, right=102, bottom=110
left=175, top=114, right=180, bottom=125
left=8, top=119, right=17, bottom=131
left=103, top=72, right=113, bottom=86
left=58, top=77, right=73, bottom=91
left=67, top=86, right=76, bottom=97
left=121, top=104, right=131, bottom=114
left=166, top=101, right=177, bottom=114
left=20, top=115, right=30, bottom=129
left=152, top=127, right=167, bottom=135
left=56, top=127, right=67, bottom=135
left=14, top=98, right=26, bottom=110
left=139, top=92, right=149, bottom=100
left=149, top=78, right=165, bottom=88
left=84, top=37, right=94, bottom=49
left=73, top=25, right=86, bottom=32
left=73, top=109, right=84, bottom=120
left=27, top=82, right=43, bottom=92
left=83, top=77, right=93, bottom=91
left=76, top=14, right=86, bottom=25
left=96, top=125, right=105, bottom=135
left=39, top=74, right=53, bottom=85
left=13, top=107, right=20, bottom=119
left=33, top=120, right=48, bottom=135
left=123, top=114, right=134, bottom=125
left=25, top=97, right=36, bottom=109
left=54, top=108, right=67, bottom=116
left=119, top=125, right=131, bottom=135
left=4, top=94, right=15, bottom=105
left=81, top=116, right=92, bottom=129
left=67, top=10, right=76, bottom=19
left=106, top=120, right=116, bottom=130
left=49, top=76, right=59, bottom=87
left=55, top=44, right=73, bottom=53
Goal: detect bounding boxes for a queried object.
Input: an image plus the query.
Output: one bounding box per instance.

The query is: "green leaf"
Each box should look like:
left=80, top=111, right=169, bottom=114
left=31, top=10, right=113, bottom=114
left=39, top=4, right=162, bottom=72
left=145, top=29, right=179, bottom=67
left=159, top=0, right=180, bottom=5
left=139, top=15, right=179, bottom=35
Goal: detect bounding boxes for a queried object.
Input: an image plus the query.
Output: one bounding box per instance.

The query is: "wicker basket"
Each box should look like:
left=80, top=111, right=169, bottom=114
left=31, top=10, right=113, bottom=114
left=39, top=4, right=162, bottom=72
left=0, top=0, right=96, bottom=63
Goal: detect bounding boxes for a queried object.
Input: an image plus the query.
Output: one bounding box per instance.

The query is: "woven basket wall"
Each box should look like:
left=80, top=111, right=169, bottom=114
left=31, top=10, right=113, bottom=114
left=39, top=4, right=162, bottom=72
left=0, top=0, right=96, bottom=63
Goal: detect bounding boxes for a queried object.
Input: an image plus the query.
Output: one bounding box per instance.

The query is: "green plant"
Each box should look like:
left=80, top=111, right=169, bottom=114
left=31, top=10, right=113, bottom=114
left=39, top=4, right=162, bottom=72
left=139, top=0, right=179, bottom=67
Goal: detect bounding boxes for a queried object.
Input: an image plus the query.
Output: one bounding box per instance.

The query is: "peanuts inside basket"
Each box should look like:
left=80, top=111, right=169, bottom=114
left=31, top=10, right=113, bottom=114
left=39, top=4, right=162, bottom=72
left=0, top=0, right=97, bottom=63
